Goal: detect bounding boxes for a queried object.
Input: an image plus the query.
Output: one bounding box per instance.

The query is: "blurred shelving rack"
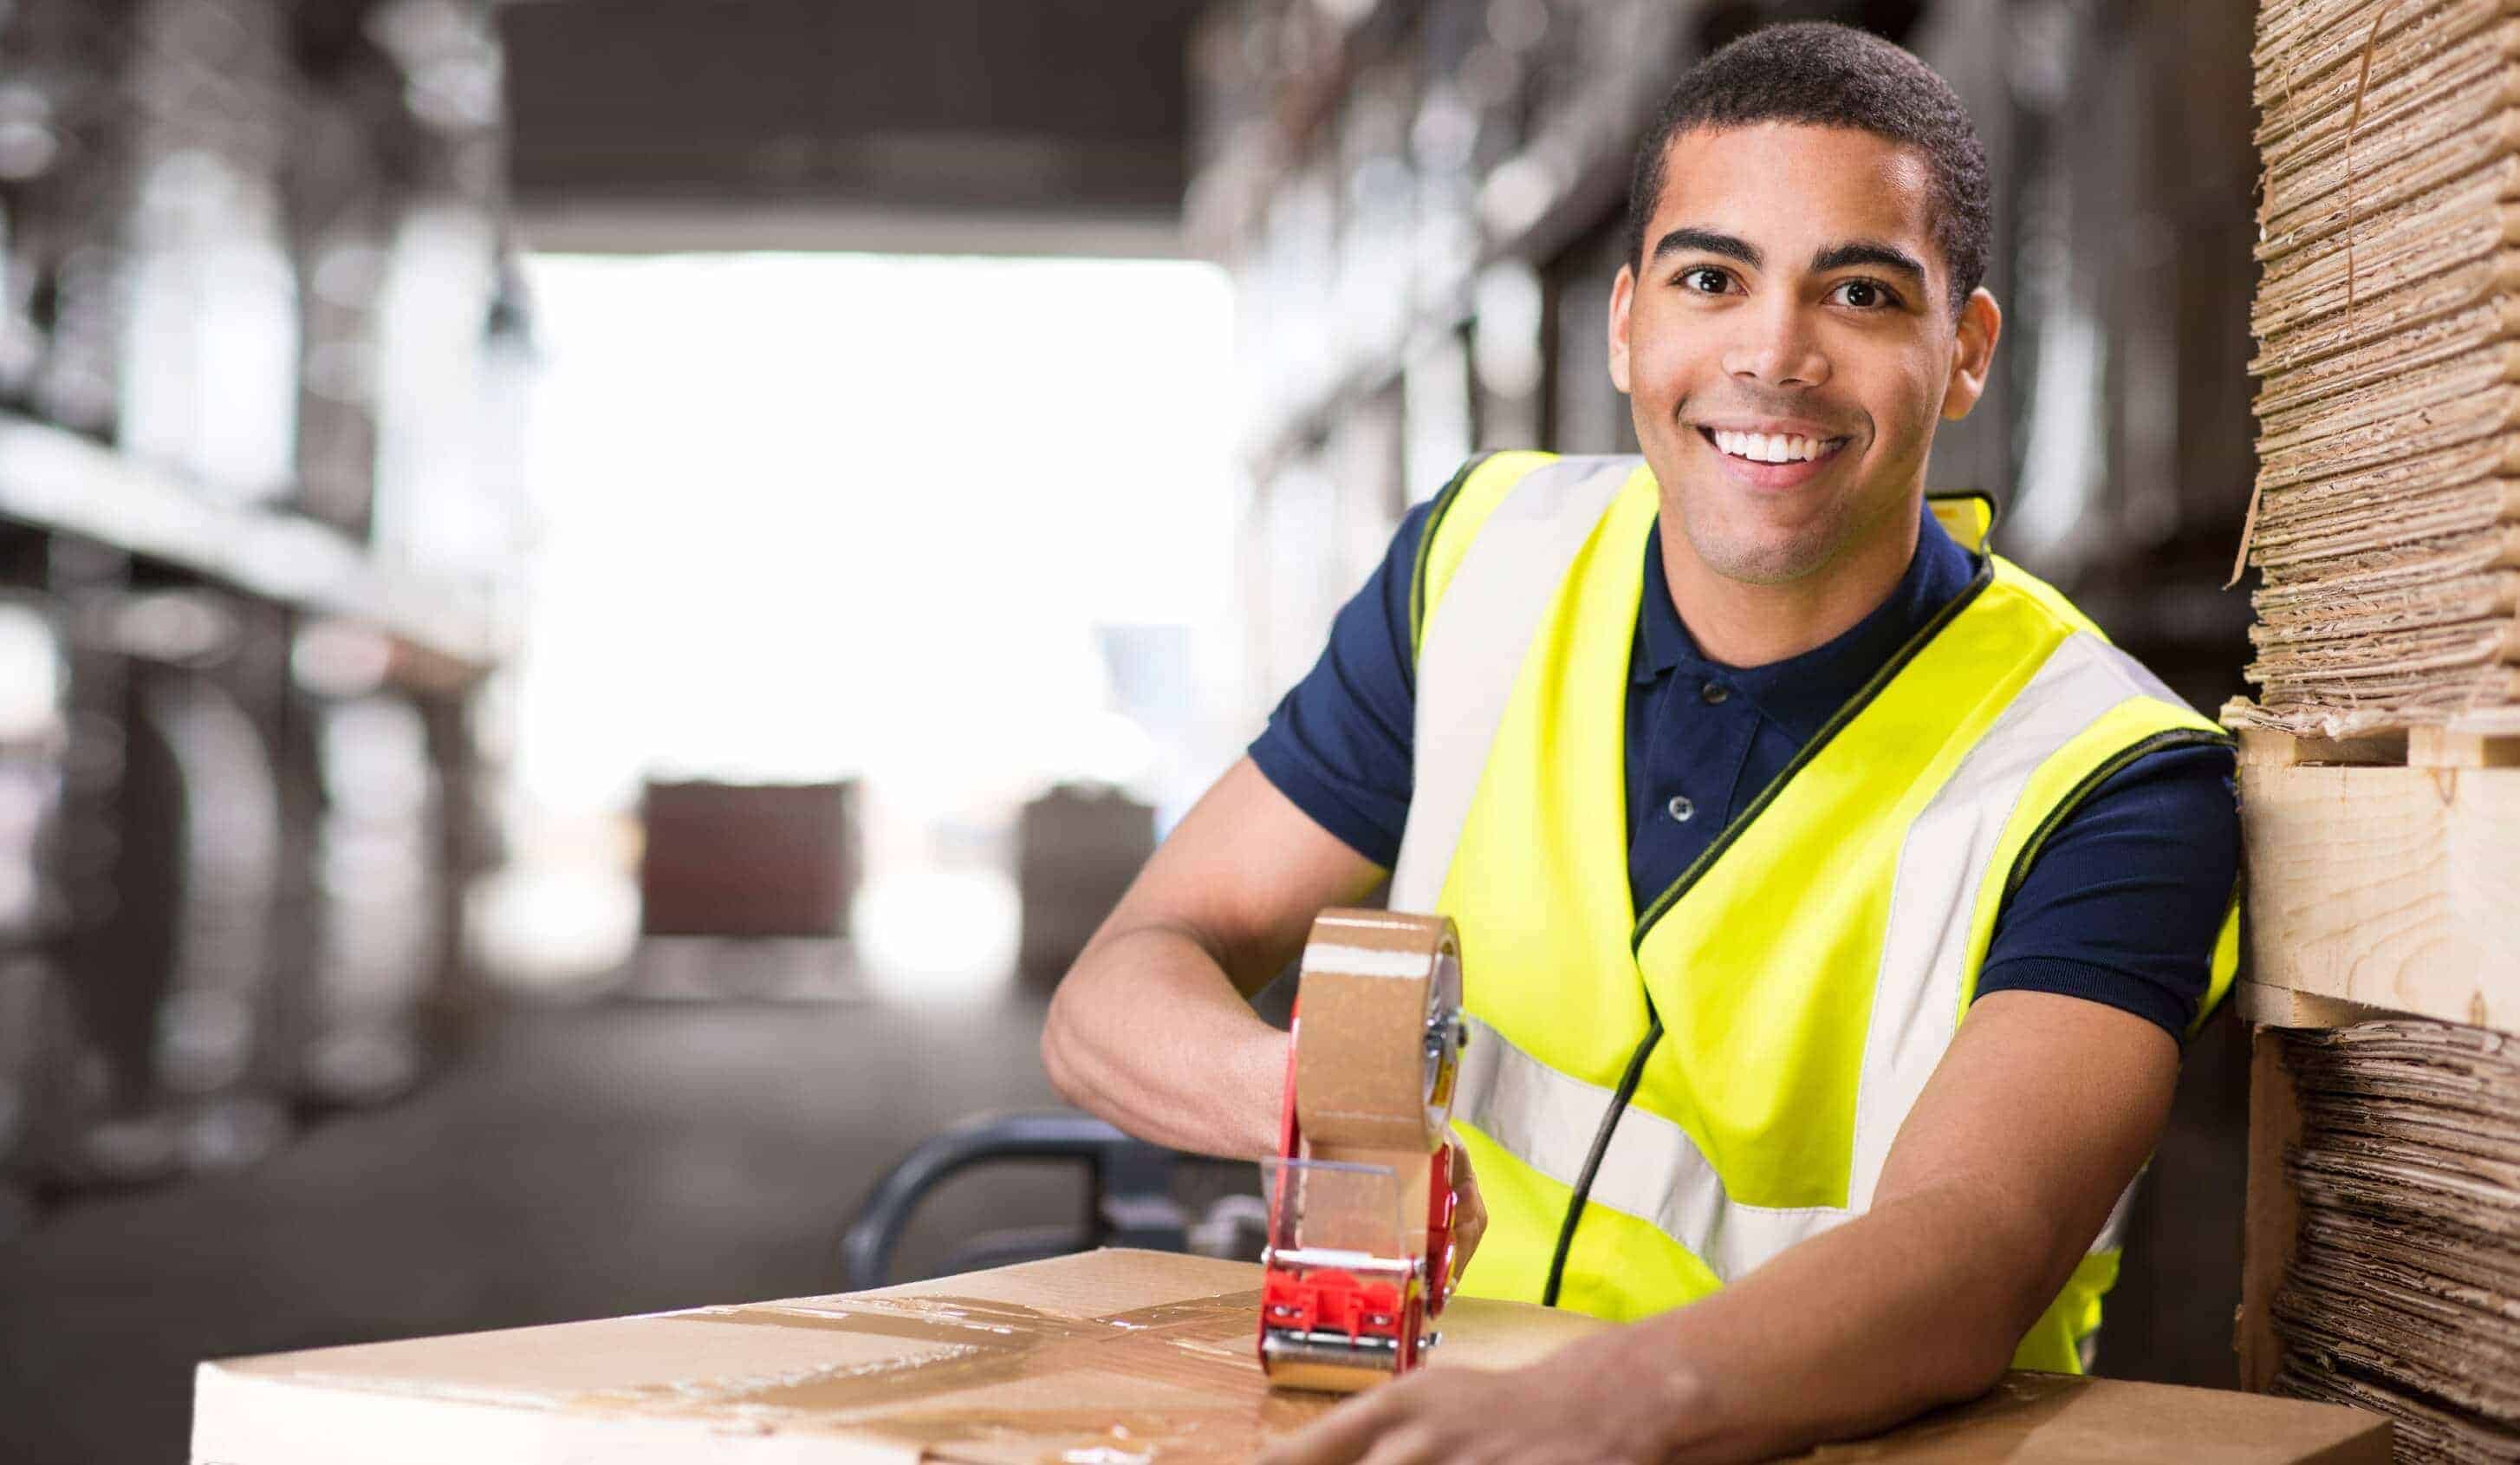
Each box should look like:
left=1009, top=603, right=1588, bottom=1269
left=0, top=410, right=504, bottom=680
left=0, top=0, right=521, bottom=1212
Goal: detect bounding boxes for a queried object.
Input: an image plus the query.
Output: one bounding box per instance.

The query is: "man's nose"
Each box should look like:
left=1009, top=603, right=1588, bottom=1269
left=1720, top=294, right=1829, bottom=389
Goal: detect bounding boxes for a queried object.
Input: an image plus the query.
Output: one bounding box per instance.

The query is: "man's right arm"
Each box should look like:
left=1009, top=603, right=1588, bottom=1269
left=1039, top=755, right=1388, bottom=1160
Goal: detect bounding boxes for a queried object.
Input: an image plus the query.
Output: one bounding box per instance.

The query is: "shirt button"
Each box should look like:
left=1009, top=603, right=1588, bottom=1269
left=1666, top=794, right=1695, bottom=824
left=1700, top=681, right=1731, bottom=706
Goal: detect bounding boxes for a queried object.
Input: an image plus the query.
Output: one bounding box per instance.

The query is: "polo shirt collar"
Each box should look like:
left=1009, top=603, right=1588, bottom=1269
left=1632, top=503, right=1977, bottom=746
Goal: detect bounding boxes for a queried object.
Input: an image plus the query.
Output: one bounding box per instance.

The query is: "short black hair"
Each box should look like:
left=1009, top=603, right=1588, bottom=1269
left=1622, top=22, right=1990, bottom=321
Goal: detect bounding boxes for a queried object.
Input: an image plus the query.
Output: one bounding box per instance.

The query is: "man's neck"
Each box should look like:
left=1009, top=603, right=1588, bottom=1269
left=1658, top=504, right=1923, bottom=669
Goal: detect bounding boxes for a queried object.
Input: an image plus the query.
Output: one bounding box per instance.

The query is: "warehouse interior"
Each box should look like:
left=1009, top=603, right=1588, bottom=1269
left=0, top=1, right=2506, bottom=1462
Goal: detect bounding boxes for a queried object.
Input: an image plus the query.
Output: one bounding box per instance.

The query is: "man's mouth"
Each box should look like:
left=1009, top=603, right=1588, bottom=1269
left=1697, top=426, right=1851, bottom=465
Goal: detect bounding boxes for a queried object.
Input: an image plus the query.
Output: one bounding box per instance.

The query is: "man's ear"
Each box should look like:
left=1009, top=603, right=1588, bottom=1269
left=1607, top=262, right=1636, bottom=394
left=1939, top=287, right=2002, bottom=421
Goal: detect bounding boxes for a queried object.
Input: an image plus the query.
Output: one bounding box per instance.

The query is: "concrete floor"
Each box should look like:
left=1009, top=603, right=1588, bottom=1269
left=0, top=993, right=1091, bottom=1464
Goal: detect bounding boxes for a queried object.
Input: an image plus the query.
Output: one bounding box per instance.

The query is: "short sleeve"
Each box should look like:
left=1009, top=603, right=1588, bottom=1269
left=1244, top=498, right=1434, bottom=869
left=1971, top=740, right=2240, bottom=1040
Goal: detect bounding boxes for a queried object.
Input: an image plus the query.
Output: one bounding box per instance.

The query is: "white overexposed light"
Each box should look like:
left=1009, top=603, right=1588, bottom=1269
left=490, top=253, right=1236, bottom=993
left=513, top=252, right=1236, bottom=814
left=849, top=867, right=1022, bottom=1007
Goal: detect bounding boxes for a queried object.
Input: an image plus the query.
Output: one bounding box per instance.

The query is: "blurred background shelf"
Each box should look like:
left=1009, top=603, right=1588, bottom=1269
left=0, top=410, right=501, bottom=672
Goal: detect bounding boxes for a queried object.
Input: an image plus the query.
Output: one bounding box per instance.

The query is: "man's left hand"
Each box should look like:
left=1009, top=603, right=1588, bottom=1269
left=1257, top=1319, right=1698, bottom=1465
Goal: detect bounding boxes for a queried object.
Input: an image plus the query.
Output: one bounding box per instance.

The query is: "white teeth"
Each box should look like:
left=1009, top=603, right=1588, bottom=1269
left=1711, top=428, right=1834, bottom=463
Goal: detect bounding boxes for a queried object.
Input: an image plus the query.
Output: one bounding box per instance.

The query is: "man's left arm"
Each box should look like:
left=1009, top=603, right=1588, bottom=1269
left=1260, top=991, right=2174, bottom=1465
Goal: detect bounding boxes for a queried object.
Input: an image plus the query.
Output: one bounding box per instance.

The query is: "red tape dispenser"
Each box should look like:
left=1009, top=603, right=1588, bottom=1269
left=1257, top=910, right=1466, bottom=1393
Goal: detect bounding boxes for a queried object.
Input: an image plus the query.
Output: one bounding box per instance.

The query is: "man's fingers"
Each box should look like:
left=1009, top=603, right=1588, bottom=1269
left=1447, top=1137, right=1488, bottom=1282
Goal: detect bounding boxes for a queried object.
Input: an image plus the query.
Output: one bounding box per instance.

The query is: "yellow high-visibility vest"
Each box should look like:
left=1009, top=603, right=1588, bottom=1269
left=1387, top=452, right=2238, bottom=1373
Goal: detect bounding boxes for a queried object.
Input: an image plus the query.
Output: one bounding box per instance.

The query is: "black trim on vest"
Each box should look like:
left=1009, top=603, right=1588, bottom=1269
left=1407, top=451, right=1505, bottom=678
left=2001, top=726, right=2234, bottom=903
left=1539, top=548, right=2001, bottom=1308
left=1542, top=1012, right=1662, bottom=1307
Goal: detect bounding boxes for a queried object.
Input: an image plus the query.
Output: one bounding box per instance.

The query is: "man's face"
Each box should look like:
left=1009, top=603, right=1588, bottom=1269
left=1610, top=121, right=1997, bottom=587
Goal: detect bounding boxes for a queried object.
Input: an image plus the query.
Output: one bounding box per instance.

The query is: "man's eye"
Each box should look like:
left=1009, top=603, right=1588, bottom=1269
left=1832, top=279, right=1897, bottom=309
left=1678, top=266, right=1731, bottom=294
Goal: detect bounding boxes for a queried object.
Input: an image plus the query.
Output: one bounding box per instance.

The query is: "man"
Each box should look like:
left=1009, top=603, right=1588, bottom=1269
left=1042, top=21, right=2239, bottom=1464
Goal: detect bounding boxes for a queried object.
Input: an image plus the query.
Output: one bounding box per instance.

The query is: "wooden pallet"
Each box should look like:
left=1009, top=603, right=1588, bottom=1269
left=2235, top=726, right=2520, bottom=1034
left=2233, top=726, right=2520, bottom=1397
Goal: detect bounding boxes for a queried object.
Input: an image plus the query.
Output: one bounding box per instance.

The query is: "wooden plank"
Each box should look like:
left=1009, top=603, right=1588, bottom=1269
left=2408, top=725, right=2520, bottom=768
left=2236, top=728, right=2407, bottom=768
left=2238, top=1026, right=2303, bottom=1395
left=2237, top=763, right=2520, bottom=1032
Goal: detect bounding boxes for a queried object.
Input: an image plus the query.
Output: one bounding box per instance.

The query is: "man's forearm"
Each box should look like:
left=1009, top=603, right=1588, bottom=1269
left=1635, top=1181, right=2061, bottom=1462
left=1042, top=922, right=1289, bottom=1160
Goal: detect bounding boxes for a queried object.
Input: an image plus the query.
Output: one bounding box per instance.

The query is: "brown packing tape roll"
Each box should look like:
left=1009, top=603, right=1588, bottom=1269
left=1293, top=909, right=1461, bottom=1154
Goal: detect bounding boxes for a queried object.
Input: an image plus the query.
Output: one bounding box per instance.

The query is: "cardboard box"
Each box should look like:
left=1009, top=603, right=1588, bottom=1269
left=193, top=1248, right=2391, bottom=1463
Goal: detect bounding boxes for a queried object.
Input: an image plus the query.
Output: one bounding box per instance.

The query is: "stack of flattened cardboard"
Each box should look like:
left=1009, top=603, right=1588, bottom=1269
left=2270, top=1021, right=2520, bottom=1462
left=2232, top=0, right=2520, bottom=737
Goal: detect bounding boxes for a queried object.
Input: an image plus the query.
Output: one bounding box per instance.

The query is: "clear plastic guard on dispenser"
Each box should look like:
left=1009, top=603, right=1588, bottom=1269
left=1259, top=1156, right=1406, bottom=1270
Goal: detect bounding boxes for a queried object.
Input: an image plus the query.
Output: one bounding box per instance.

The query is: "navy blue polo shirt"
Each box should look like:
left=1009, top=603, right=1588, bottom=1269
left=1249, top=495, right=2238, bottom=1041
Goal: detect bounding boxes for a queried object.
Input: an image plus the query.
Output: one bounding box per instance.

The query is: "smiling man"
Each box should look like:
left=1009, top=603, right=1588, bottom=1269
left=1041, top=21, right=2240, bottom=1464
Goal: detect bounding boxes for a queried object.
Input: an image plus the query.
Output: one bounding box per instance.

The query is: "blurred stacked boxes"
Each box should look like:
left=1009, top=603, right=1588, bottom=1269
left=1016, top=783, right=1153, bottom=990
left=0, top=0, right=523, bottom=1199
left=2231, top=0, right=2520, bottom=735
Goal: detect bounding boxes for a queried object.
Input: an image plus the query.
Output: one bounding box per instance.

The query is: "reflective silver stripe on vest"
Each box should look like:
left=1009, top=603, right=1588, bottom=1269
left=1389, top=455, right=1638, bottom=915
left=1454, top=1013, right=1848, bottom=1282
left=1846, top=629, right=2182, bottom=1214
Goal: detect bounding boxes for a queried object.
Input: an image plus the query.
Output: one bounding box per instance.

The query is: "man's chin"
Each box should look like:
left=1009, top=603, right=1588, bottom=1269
left=1681, top=513, right=1843, bottom=588
left=1697, top=539, right=1835, bottom=587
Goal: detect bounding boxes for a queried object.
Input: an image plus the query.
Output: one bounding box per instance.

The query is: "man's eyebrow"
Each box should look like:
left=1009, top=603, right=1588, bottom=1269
left=1649, top=227, right=1761, bottom=268
left=1810, top=239, right=1927, bottom=284
left=1649, top=230, right=1927, bottom=289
